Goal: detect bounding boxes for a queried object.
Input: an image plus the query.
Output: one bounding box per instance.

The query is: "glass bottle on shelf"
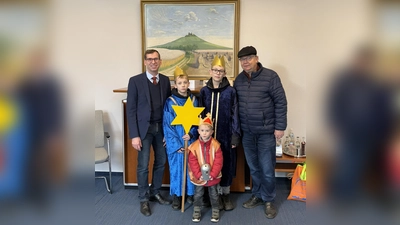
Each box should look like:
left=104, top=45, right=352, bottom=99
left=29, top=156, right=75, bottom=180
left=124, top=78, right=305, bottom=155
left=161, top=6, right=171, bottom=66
left=276, top=137, right=283, bottom=157
left=284, top=136, right=289, bottom=146
left=301, top=137, right=306, bottom=156
left=283, top=136, right=289, bottom=152
left=276, top=138, right=282, bottom=147
left=295, top=137, right=301, bottom=157
left=289, top=128, right=295, bottom=145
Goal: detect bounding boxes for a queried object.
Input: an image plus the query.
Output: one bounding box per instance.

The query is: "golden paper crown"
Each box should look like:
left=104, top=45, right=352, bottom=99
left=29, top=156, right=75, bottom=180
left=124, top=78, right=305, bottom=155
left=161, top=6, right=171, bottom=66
left=199, top=113, right=213, bottom=128
left=211, top=55, right=225, bottom=68
left=174, top=66, right=185, bottom=79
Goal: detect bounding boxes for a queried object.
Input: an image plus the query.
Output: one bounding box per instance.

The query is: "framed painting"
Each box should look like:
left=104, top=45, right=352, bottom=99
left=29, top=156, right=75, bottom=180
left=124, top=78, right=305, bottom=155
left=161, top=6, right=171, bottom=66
left=141, top=0, right=240, bottom=80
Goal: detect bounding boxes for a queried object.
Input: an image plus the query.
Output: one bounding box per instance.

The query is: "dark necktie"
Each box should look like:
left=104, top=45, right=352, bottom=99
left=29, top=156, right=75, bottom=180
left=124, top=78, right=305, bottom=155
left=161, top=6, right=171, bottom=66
left=152, top=77, right=157, bottom=85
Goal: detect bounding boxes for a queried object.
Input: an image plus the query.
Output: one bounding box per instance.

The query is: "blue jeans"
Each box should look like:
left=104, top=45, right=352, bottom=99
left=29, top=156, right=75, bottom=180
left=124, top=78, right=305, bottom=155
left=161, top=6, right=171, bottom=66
left=242, top=132, right=276, bottom=202
left=137, top=123, right=166, bottom=202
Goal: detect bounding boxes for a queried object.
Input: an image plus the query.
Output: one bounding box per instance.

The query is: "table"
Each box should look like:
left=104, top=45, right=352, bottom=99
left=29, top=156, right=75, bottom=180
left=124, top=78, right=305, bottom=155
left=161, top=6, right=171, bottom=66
left=276, top=154, right=306, bottom=172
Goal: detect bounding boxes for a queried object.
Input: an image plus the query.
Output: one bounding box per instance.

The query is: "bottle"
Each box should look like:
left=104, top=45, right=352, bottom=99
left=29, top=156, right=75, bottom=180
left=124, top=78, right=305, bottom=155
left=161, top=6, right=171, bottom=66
left=295, top=137, right=301, bottom=157
left=276, top=138, right=283, bottom=157
left=276, top=138, right=282, bottom=147
left=289, top=129, right=295, bottom=146
left=301, top=137, right=306, bottom=156
left=284, top=136, right=289, bottom=147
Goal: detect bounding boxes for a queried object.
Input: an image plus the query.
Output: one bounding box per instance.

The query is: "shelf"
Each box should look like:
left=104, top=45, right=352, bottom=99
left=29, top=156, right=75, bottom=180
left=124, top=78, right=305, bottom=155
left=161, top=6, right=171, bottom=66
left=275, top=163, right=298, bottom=172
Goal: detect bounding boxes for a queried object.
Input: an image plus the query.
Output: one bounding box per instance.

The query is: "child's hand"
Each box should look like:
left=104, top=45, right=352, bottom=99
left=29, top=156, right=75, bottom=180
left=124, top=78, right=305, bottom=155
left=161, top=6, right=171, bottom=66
left=209, top=176, right=213, bottom=181
left=199, top=176, right=204, bottom=181
left=182, top=134, right=190, bottom=141
left=177, top=148, right=185, bottom=153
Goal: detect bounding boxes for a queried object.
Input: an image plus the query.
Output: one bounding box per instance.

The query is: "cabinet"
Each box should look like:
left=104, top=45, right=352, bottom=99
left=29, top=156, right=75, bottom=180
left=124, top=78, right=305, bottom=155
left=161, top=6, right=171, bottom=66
left=114, top=87, right=304, bottom=192
left=120, top=98, right=246, bottom=192
left=276, top=154, right=306, bottom=172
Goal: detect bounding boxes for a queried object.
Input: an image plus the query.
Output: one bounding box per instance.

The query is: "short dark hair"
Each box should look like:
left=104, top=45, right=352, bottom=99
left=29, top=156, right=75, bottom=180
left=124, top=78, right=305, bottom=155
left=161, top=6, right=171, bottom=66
left=144, top=49, right=161, bottom=59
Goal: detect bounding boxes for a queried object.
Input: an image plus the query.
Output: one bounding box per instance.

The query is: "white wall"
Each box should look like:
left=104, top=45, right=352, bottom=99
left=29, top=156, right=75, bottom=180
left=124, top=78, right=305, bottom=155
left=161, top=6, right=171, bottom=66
left=50, top=0, right=371, bottom=172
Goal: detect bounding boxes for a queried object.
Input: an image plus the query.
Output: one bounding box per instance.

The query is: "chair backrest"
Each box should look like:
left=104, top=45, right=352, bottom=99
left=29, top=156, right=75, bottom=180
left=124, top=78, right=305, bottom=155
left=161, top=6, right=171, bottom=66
left=95, top=110, right=105, bottom=148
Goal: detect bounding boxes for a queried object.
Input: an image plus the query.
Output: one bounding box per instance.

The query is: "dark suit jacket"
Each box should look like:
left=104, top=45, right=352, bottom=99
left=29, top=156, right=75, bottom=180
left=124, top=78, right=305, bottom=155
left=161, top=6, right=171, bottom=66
left=126, top=72, right=171, bottom=140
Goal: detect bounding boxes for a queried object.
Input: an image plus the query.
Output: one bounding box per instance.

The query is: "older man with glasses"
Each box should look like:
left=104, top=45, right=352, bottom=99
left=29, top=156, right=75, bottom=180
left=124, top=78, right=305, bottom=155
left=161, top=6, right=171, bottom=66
left=233, top=46, right=287, bottom=219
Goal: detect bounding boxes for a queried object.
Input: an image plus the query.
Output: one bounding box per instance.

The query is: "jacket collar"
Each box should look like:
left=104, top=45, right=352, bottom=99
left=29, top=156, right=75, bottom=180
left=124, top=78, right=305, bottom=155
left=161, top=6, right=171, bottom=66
left=243, top=62, right=262, bottom=79
left=205, top=77, right=230, bottom=91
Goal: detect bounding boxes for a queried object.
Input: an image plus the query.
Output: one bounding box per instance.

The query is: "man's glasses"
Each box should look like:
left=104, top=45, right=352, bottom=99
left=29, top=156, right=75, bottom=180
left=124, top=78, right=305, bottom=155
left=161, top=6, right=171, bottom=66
left=211, top=69, right=225, bottom=74
left=145, top=58, right=160, bottom=62
left=238, top=55, right=255, bottom=62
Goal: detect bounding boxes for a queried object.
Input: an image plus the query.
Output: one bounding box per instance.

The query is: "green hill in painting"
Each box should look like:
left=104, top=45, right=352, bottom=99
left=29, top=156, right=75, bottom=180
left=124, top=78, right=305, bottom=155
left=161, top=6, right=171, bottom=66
left=151, top=33, right=231, bottom=51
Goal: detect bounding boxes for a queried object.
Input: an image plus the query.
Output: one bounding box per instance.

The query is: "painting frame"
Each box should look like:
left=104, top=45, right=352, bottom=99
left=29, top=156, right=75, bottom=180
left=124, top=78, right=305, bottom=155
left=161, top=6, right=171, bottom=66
left=141, top=0, right=240, bottom=80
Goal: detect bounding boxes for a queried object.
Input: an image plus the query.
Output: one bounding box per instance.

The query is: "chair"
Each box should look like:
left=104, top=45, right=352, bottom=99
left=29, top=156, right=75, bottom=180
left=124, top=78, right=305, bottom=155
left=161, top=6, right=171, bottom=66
left=95, top=110, right=112, bottom=193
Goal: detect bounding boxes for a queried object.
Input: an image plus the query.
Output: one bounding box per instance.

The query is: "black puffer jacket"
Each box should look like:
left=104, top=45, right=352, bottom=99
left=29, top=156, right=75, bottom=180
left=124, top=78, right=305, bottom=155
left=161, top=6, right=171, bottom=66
left=233, top=62, right=287, bottom=134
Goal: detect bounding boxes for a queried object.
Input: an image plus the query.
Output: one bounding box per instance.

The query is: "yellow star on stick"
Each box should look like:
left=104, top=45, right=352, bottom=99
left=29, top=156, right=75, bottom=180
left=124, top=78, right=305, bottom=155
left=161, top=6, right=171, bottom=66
left=0, top=96, right=17, bottom=135
left=171, top=98, right=204, bottom=134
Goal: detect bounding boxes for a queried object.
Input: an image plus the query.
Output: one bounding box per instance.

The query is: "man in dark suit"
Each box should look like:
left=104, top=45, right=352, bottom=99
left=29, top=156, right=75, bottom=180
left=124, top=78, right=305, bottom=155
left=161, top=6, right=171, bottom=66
left=127, top=49, right=172, bottom=216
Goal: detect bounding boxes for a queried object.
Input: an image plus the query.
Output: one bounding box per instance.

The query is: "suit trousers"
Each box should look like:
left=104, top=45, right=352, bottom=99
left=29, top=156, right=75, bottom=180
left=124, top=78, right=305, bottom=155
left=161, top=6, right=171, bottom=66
left=137, top=122, right=166, bottom=201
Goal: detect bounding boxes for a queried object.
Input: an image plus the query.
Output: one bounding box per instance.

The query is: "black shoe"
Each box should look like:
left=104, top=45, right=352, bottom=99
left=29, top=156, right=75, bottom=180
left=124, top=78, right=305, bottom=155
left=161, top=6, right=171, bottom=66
left=149, top=193, right=172, bottom=205
left=140, top=201, right=151, bottom=216
left=221, top=194, right=234, bottom=211
left=186, top=195, right=194, bottom=204
left=172, top=195, right=181, bottom=210
left=242, top=195, right=263, bottom=209
left=265, top=202, right=277, bottom=219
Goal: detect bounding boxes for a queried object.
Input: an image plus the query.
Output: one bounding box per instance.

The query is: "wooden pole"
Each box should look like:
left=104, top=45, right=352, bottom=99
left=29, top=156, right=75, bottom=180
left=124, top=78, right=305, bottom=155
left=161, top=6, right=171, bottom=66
left=181, top=139, right=188, bottom=212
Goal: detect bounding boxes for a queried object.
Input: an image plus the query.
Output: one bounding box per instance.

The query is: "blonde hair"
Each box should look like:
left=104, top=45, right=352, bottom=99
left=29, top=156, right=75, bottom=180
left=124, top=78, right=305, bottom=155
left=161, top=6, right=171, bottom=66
left=174, top=74, right=189, bottom=83
left=199, top=123, right=213, bottom=130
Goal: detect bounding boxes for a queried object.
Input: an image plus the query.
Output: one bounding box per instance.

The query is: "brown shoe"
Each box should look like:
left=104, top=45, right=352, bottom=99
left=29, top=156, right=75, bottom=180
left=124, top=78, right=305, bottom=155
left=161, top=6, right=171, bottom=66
left=265, top=202, right=277, bottom=219
left=242, top=195, right=263, bottom=209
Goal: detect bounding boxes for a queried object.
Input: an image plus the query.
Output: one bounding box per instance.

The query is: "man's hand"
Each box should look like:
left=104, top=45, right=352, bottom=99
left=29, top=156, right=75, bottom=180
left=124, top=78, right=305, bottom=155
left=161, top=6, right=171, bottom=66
left=163, top=137, right=166, bottom=147
left=274, top=130, right=284, bottom=140
left=131, top=137, right=142, bottom=151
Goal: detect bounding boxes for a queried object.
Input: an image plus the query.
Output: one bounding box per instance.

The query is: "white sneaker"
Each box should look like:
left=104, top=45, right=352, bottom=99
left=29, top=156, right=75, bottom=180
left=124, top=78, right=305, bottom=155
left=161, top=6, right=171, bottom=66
left=211, top=208, right=219, bottom=222
left=211, top=217, right=219, bottom=223
left=192, top=206, right=201, bottom=222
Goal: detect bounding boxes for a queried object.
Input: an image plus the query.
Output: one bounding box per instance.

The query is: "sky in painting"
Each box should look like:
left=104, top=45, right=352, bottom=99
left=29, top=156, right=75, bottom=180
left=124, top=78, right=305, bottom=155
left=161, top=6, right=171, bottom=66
left=145, top=4, right=235, bottom=39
